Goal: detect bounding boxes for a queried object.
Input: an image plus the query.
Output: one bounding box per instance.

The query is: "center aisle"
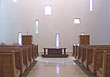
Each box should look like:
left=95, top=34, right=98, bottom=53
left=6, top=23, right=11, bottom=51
left=27, top=57, right=88, bottom=77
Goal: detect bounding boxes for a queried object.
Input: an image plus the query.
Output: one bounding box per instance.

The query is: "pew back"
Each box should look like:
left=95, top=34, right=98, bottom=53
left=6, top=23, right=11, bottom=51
left=0, top=51, right=20, bottom=77
left=0, top=47, right=25, bottom=74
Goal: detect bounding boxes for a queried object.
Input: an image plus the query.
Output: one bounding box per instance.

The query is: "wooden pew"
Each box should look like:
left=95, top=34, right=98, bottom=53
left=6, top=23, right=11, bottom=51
left=22, top=45, right=34, bottom=64
left=73, top=45, right=110, bottom=75
left=0, top=47, right=26, bottom=75
left=79, top=45, right=110, bottom=69
left=78, top=46, right=87, bottom=64
left=81, top=46, right=110, bottom=74
left=0, top=51, right=20, bottom=77
left=0, top=45, right=30, bottom=68
left=97, top=51, right=110, bottom=77
left=83, top=47, right=94, bottom=69
left=73, top=44, right=79, bottom=59
left=73, top=44, right=76, bottom=57
left=74, top=45, right=80, bottom=59
left=22, top=44, right=38, bottom=64
left=21, top=47, right=30, bottom=68
left=75, top=45, right=90, bottom=64
left=33, top=44, right=38, bottom=58
left=88, top=49, right=108, bottom=74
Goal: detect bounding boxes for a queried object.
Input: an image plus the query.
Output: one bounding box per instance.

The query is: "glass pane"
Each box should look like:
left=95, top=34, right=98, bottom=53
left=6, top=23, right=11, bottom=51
left=90, top=0, right=93, bottom=11
left=56, top=33, right=60, bottom=47
left=74, top=18, right=80, bottom=24
left=36, top=20, right=38, bottom=33
left=45, top=5, right=52, bottom=15
left=18, top=32, right=22, bottom=45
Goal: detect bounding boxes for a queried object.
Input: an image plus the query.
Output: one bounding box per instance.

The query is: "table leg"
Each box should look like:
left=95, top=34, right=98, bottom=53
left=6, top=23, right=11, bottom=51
left=44, top=48, right=46, bottom=55
left=64, top=48, right=66, bottom=55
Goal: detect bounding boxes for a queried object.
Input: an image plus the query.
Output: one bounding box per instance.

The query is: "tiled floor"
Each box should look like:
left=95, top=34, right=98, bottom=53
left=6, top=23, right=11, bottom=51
left=27, top=57, right=88, bottom=77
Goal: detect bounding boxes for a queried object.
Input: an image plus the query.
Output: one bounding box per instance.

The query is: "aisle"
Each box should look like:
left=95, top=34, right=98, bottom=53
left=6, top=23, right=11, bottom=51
left=27, top=57, right=88, bottom=77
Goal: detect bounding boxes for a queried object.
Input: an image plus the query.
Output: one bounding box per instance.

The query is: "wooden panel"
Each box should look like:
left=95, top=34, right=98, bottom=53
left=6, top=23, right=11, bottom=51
left=48, top=49, right=62, bottom=55
left=0, top=45, right=29, bottom=70
left=97, top=51, right=110, bottom=77
left=0, top=47, right=25, bottom=75
left=22, top=45, right=33, bottom=64
left=79, top=35, right=90, bottom=45
left=0, top=52, right=20, bottom=77
left=105, top=53, right=110, bottom=77
left=0, top=63, right=3, bottom=77
left=22, top=35, right=33, bottom=45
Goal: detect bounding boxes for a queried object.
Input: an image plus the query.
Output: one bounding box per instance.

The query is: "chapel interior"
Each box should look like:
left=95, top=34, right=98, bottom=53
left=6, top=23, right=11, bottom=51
left=0, top=0, right=110, bottom=77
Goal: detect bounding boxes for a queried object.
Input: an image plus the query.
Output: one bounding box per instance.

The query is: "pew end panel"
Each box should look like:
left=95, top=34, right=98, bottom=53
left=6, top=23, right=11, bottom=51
left=0, top=51, right=20, bottom=77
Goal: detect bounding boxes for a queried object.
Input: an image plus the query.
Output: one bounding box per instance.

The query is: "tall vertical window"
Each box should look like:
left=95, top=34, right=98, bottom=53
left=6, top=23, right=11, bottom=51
left=56, top=33, right=60, bottom=47
left=45, top=5, right=52, bottom=15
left=90, top=0, right=93, bottom=11
left=18, top=32, right=22, bottom=45
left=36, top=20, right=39, bottom=33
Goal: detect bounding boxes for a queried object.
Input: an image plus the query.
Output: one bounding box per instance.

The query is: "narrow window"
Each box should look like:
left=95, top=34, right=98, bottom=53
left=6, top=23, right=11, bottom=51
left=45, top=5, right=52, bottom=15
left=74, top=18, right=80, bottom=24
left=56, top=33, right=60, bottom=47
left=18, top=32, right=22, bottom=45
left=36, top=19, right=39, bottom=33
left=90, top=0, right=93, bottom=11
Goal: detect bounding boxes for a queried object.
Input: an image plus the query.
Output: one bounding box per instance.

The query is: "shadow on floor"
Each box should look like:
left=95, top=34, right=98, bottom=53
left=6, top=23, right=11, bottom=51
left=73, top=60, right=96, bottom=77
left=21, top=61, right=37, bottom=77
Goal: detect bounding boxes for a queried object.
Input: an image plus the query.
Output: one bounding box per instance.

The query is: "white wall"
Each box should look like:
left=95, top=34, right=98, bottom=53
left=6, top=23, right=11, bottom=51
left=105, top=0, right=110, bottom=44
left=0, top=0, right=109, bottom=52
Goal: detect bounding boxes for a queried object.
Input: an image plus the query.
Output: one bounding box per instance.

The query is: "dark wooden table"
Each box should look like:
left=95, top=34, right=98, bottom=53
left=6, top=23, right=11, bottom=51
left=42, top=48, right=68, bottom=58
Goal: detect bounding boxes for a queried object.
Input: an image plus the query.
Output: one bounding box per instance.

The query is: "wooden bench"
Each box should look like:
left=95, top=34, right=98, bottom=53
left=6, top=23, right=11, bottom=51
left=83, top=47, right=94, bottom=69
left=0, top=50, right=20, bottom=77
left=78, top=46, right=87, bottom=64
left=73, top=45, right=110, bottom=75
left=81, top=45, right=110, bottom=74
left=21, top=47, right=30, bottom=68
left=74, top=45, right=80, bottom=59
left=88, top=49, right=110, bottom=74
left=73, top=44, right=76, bottom=57
left=78, top=45, right=110, bottom=68
left=97, top=51, right=110, bottom=77
left=22, top=44, right=38, bottom=63
left=22, top=45, right=34, bottom=64
left=0, top=47, right=26, bottom=75
left=33, top=44, right=38, bottom=58
left=0, top=45, right=31, bottom=68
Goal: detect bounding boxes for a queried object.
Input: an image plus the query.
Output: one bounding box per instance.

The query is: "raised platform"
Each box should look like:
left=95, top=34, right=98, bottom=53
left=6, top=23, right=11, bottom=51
left=42, top=48, right=68, bottom=58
